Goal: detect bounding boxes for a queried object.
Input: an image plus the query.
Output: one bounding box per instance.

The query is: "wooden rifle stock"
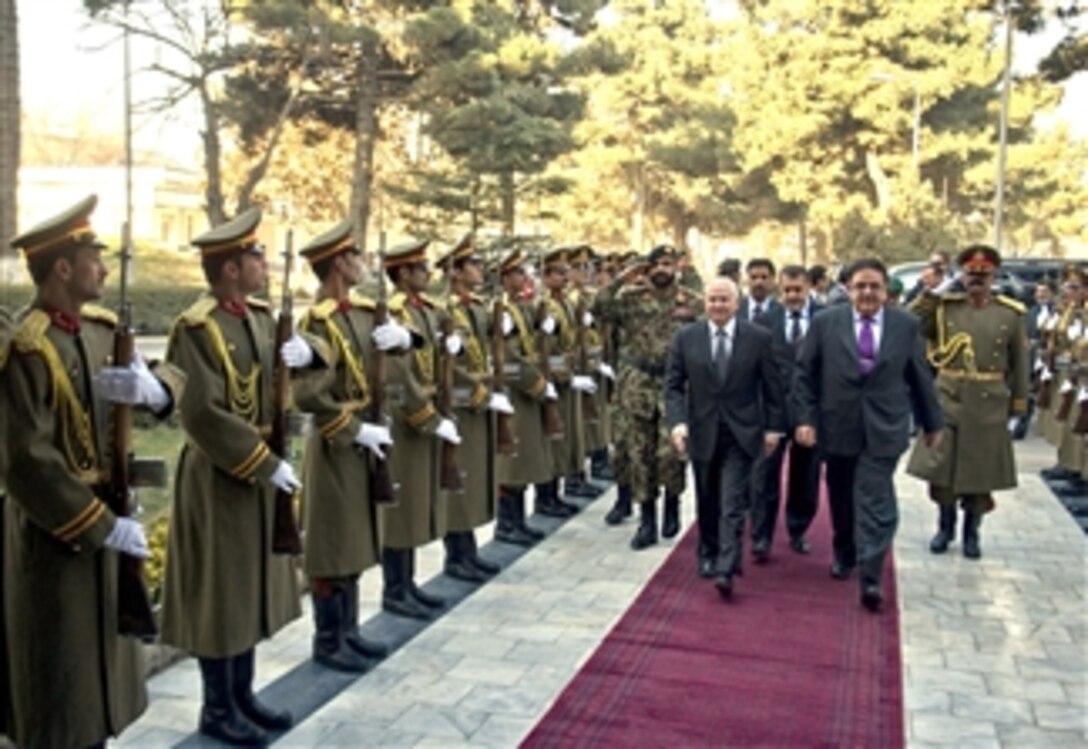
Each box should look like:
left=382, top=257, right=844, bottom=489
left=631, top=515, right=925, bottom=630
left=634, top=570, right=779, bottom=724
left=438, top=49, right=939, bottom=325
left=109, top=222, right=157, bottom=639
left=536, top=300, right=565, bottom=439
left=575, top=293, right=599, bottom=423
left=601, top=319, right=615, bottom=403
left=270, top=230, right=302, bottom=555
left=491, top=298, right=517, bottom=455
left=438, top=314, right=464, bottom=491
left=369, top=244, right=397, bottom=505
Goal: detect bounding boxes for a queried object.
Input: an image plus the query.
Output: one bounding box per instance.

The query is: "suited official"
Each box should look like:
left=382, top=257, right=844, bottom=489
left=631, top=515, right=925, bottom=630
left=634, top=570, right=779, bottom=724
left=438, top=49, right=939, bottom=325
left=665, top=276, right=785, bottom=596
left=751, top=265, right=823, bottom=560
left=737, top=257, right=782, bottom=323
left=793, top=258, right=944, bottom=612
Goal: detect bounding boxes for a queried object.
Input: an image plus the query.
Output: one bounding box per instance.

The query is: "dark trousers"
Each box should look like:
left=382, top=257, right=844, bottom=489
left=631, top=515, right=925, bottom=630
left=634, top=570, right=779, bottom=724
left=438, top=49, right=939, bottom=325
left=751, top=438, right=819, bottom=544
left=825, top=451, right=899, bottom=587
left=692, top=423, right=752, bottom=576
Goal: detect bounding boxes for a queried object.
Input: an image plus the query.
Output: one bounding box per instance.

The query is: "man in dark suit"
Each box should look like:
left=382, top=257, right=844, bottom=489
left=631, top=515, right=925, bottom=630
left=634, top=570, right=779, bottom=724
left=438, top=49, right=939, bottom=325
left=737, top=258, right=782, bottom=322
left=751, top=265, right=822, bottom=560
left=793, top=258, right=944, bottom=612
left=665, top=277, right=785, bottom=600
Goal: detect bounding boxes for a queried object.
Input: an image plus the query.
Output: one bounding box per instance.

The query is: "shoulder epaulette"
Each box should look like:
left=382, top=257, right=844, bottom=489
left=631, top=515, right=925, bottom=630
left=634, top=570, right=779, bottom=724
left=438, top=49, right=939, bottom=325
left=309, top=298, right=339, bottom=321
left=469, top=292, right=485, bottom=305
left=11, top=309, right=51, bottom=354
left=81, top=303, right=118, bottom=327
left=177, top=296, right=218, bottom=327
left=349, top=290, right=376, bottom=310
left=418, top=292, right=438, bottom=309
left=388, top=291, right=407, bottom=314
left=996, top=295, right=1026, bottom=314
left=245, top=295, right=271, bottom=312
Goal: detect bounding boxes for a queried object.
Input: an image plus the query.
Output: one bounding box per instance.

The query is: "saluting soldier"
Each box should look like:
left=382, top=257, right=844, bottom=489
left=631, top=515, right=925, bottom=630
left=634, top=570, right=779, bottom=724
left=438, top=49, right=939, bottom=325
left=597, top=245, right=702, bottom=550
left=494, top=249, right=553, bottom=544
left=603, top=252, right=642, bottom=526
left=2, top=196, right=183, bottom=749
left=294, top=220, right=414, bottom=672
left=436, top=235, right=513, bottom=581
left=161, top=207, right=324, bottom=745
left=381, top=240, right=463, bottom=619
left=907, top=245, right=1029, bottom=559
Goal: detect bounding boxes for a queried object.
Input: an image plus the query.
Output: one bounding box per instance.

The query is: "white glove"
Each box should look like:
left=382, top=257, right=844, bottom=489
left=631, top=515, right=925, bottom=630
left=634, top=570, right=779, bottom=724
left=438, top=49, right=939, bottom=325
left=354, top=422, right=392, bottom=459
left=1043, top=314, right=1059, bottom=331
left=571, top=375, right=598, bottom=394
left=932, top=275, right=957, bottom=295
left=94, top=353, right=170, bottom=411
left=1060, top=379, right=1075, bottom=394
left=269, top=460, right=302, bottom=493
left=1077, top=386, right=1088, bottom=404
left=598, top=362, right=616, bottom=380
left=1006, top=416, right=1019, bottom=433
left=1041, top=366, right=1053, bottom=382
left=582, top=310, right=594, bottom=327
left=372, top=321, right=412, bottom=351
left=539, top=315, right=557, bottom=335
left=544, top=382, right=558, bottom=401
left=501, top=310, right=515, bottom=336
left=1068, top=320, right=1084, bottom=341
left=103, top=517, right=150, bottom=559
left=435, top=418, right=462, bottom=445
left=1033, top=357, right=1044, bottom=373
left=280, top=334, right=314, bottom=369
left=488, top=392, right=514, bottom=414
left=443, top=332, right=463, bottom=356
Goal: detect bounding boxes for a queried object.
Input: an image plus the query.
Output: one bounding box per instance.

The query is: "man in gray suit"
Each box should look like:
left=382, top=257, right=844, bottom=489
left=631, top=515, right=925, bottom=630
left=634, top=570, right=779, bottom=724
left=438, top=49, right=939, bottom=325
left=793, top=258, right=944, bottom=612
left=665, top=277, right=785, bottom=599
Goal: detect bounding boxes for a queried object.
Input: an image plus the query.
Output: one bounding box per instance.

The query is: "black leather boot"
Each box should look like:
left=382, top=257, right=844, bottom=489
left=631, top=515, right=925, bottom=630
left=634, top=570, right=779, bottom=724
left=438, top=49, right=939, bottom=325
left=342, top=578, right=388, bottom=659
left=198, top=657, right=267, bottom=746
left=630, top=498, right=658, bottom=550
left=464, top=531, right=501, bottom=575
left=444, top=532, right=488, bottom=582
left=535, top=481, right=575, bottom=517
left=605, top=485, right=633, bottom=526
left=565, top=473, right=603, bottom=499
left=662, top=493, right=681, bottom=539
left=407, top=549, right=446, bottom=610
left=495, top=491, right=536, bottom=546
left=381, top=548, right=432, bottom=619
left=929, top=505, right=956, bottom=554
left=962, top=510, right=982, bottom=560
left=590, top=449, right=614, bottom=481
left=232, top=649, right=292, bottom=732
left=311, top=588, right=369, bottom=673
left=515, top=488, right=546, bottom=541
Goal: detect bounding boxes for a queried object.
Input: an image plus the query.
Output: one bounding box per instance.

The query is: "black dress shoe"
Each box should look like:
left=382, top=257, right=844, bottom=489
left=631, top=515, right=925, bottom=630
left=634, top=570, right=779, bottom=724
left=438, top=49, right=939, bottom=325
left=382, top=594, right=433, bottom=620
left=752, top=539, right=770, bottom=563
left=469, top=554, right=501, bottom=576
left=830, top=562, right=853, bottom=580
left=444, top=558, right=488, bottom=583
left=789, top=536, right=811, bottom=554
left=860, top=585, right=883, bottom=612
left=410, top=583, right=446, bottom=610
left=698, top=558, right=715, bottom=578
left=714, top=575, right=733, bottom=599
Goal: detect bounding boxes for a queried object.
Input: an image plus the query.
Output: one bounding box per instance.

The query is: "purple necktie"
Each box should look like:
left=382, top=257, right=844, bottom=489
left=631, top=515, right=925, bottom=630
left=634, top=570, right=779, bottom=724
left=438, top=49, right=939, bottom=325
left=858, top=315, right=876, bottom=375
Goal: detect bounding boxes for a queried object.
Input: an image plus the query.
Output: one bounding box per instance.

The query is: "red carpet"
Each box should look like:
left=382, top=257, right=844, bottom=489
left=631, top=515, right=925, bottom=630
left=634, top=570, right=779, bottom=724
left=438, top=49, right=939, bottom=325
left=521, top=497, right=904, bottom=748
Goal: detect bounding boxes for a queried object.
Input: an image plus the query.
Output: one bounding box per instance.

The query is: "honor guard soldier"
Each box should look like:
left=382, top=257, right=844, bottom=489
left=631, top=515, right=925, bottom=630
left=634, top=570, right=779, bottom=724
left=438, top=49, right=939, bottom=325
left=908, top=245, right=1029, bottom=558
left=2, top=196, right=183, bottom=749
left=494, top=249, right=553, bottom=544
left=437, top=235, right=512, bottom=580
left=161, top=207, right=326, bottom=745
left=597, top=245, right=702, bottom=549
left=381, top=240, right=463, bottom=618
left=295, top=220, right=414, bottom=671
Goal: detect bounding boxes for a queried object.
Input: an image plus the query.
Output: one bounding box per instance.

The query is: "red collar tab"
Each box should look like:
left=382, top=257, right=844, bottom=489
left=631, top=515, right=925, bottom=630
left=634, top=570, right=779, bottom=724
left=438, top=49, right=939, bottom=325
left=47, top=307, right=81, bottom=334
left=338, top=298, right=353, bottom=314
left=220, top=299, right=248, bottom=318
left=407, top=294, right=425, bottom=311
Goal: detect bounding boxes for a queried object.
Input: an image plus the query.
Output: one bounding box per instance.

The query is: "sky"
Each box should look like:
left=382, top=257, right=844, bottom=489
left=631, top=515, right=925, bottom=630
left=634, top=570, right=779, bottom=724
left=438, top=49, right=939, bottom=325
left=18, top=0, right=1088, bottom=165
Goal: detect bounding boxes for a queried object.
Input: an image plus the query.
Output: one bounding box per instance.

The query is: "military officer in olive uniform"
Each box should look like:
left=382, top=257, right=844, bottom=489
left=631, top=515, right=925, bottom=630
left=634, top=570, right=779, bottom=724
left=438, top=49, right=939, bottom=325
left=294, top=220, right=415, bottom=672
left=597, top=245, right=702, bottom=550
left=907, top=245, right=1029, bottom=559
left=2, top=196, right=184, bottom=749
left=382, top=240, right=463, bottom=619
left=162, top=207, right=324, bottom=745
left=495, top=249, right=553, bottom=544
left=436, top=235, right=512, bottom=581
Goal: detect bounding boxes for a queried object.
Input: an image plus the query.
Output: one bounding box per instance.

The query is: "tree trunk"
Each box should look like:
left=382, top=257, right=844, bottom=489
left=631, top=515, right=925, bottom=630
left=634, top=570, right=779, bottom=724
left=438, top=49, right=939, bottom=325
left=200, top=81, right=226, bottom=226
left=500, top=171, right=516, bottom=237
left=0, top=0, right=18, bottom=260
left=350, top=38, right=380, bottom=254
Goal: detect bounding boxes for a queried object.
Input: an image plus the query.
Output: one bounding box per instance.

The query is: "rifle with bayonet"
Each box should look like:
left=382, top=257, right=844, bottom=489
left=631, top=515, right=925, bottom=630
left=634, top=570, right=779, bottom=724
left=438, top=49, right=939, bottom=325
left=270, top=230, right=303, bottom=555
left=369, top=237, right=398, bottom=505
left=536, top=256, right=565, bottom=440
left=490, top=267, right=518, bottom=455
left=438, top=274, right=465, bottom=491
left=574, top=291, right=599, bottom=423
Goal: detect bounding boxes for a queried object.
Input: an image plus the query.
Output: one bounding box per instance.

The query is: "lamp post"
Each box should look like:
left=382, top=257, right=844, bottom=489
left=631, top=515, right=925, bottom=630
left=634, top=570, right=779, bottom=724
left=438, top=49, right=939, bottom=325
left=871, top=72, right=920, bottom=172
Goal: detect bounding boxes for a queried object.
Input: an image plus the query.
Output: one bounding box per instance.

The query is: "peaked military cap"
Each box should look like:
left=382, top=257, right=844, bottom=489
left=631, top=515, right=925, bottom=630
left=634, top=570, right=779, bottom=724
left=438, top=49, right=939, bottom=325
left=647, top=243, right=679, bottom=264
left=957, top=244, right=1001, bottom=273
left=382, top=238, right=430, bottom=268
left=11, top=194, right=106, bottom=259
left=1061, top=262, right=1085, bottom=284
left=542, top=247, right=568, bottom=270
left=566, top=244, right=595, bottom=265
left=300, top=219, right=357, bottom=265
left=193, top=207, right=263, bottom=257
left=498, top=248, right=525, bottom=274
left=717, top=257, right=741, bottom=276
left=436, top=232, right=476, bottom=272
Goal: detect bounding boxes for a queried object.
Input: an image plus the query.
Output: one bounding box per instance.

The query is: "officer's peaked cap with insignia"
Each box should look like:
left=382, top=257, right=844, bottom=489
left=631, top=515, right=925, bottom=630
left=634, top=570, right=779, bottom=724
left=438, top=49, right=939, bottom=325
left=382, top=238, right=430, bottom=269
left=648, top=243, right=679, bottom=264
left=436, top=232, right=477, bottom=271
left=543, top=247, right=568, bottom=270
left=498, top=248, right=525, bottom=274
left=11, top=194, right=107, bottom=259
left=956, top=244, right=1001, bottom=273
left=300, top=219, right=357, bottom=265
left=566, top=244, right=595, bottom=265
left=192, top=207, right=263, bottom=257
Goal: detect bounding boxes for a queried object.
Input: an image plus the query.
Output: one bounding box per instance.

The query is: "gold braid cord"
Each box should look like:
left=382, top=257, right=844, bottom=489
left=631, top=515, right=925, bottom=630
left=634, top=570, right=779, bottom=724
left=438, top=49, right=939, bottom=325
left=325, top=318, right=371, bottom=406
left=452, top=305, right=486, bottom=373
left=202, top=317, right=260, bottom=423
left=928, top=301, right=976, bottom=371
left=505, top=294, right=537, bottom=359
left=547, top=298, right=576, bottom=351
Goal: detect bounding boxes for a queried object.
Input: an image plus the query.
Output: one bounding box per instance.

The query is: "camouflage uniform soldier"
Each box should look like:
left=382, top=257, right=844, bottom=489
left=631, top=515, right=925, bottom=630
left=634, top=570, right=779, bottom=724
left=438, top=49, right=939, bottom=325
left=907, top=246, right=1029, bottom=559
left=162, top=207, right=325, bottom=744
left=597, top=245, right=703, bottom=549
left=382, top=240, right=463, bottom=619
left=603, top=252, right=642, bottom=525
left=436, top=235, right=511, bottom=581
left=2, top=196, right=183, bottom=749
left=494, top=249, right=552, bottom=544
left=294, top=220, right=414, bottom=672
